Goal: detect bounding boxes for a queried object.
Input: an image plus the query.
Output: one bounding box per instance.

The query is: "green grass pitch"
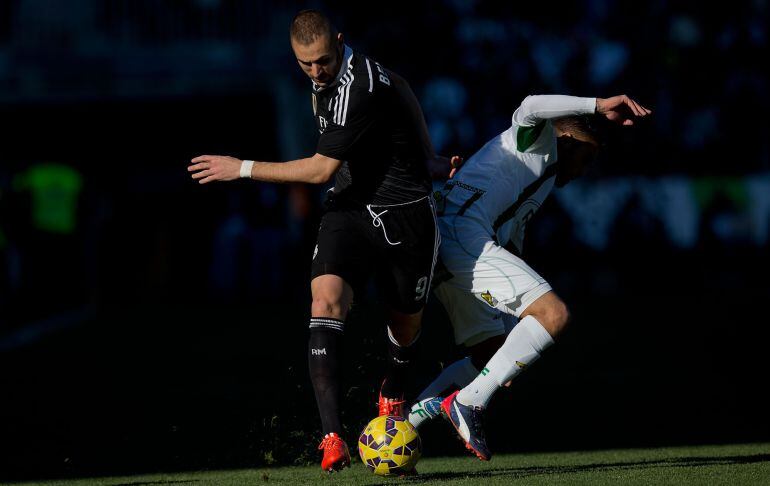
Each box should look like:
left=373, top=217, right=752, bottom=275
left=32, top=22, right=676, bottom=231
left=13, top=443, right=770, bottom=486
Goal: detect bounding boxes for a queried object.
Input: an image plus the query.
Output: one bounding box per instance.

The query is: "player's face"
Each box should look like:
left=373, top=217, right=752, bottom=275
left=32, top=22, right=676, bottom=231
left=291, top=33, right=344, bottom=87
left=555, top=134, right=599, bottom=187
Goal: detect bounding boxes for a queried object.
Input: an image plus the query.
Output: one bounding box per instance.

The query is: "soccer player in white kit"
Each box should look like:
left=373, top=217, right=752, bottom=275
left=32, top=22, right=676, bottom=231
left=407, top=93, right=651, bottom=460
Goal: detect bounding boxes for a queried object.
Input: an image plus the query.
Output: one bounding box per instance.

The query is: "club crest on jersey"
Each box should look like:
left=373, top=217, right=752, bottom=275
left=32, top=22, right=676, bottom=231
left=480, top=290, right=498, bottom=307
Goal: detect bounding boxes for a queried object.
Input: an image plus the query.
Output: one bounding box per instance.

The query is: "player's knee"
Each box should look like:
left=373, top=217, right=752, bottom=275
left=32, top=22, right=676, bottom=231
left=311, top=296, right=345, bottom=319
left=528, top=295, right=570, bottom=338
left=545, top=299, right=570, bottom=337
left=388, top=321, right=421, bottom=346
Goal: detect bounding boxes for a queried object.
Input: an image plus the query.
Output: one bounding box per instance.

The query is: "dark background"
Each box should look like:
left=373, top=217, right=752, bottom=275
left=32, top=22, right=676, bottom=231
left=1, top=0, right=769, bottom=481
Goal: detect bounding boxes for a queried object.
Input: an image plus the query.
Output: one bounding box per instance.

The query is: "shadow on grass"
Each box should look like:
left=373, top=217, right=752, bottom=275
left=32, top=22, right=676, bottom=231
left=406, top=453, right=770, bottom=483
left=110, top=481, right=200, bottom=486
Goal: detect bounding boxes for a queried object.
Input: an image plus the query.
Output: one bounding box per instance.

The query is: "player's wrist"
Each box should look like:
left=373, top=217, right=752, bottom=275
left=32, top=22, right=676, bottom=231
left=592, top=97, right=601, bottom=114
left=240, top=159, right=254, bottom=179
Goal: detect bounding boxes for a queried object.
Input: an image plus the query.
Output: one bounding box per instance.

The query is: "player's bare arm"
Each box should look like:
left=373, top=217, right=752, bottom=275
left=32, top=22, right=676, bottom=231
left=188, top=153, right=342, bottom=185
left=596, top=95, right=652, bottom=125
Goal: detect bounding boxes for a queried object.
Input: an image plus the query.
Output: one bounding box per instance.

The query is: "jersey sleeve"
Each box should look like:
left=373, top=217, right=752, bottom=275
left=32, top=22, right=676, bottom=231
left=511, top=95, right=596, bottom=152
left=316, top=84, right=378, bottom=161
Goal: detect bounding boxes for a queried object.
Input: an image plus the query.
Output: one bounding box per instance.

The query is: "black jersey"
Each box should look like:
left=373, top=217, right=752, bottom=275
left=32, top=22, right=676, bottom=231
left=312, top=46, right=432, bottom=206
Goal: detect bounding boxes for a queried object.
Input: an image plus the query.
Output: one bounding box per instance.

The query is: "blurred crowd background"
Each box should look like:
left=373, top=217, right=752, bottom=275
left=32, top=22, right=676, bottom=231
left=1, top=0, right=768, bottom=481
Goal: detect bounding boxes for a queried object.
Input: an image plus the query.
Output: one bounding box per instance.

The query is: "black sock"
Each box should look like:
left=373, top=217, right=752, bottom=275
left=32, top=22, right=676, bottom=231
left=381, top=328, right=420, bottom=399
left=308, top=317, right=344, bottom=436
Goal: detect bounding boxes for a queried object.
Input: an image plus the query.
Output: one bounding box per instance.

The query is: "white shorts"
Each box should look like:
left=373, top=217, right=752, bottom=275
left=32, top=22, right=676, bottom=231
left=434, top=216, right=552, bottom=346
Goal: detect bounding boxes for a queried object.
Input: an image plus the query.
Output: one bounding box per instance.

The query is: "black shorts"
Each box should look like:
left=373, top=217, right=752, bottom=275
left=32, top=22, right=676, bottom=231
left=311, top=195, right=439, bottom=314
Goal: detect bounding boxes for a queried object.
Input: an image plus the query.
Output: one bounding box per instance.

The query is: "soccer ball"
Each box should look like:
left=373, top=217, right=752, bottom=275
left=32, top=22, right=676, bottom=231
left=358, top=415, right=422, bottom=475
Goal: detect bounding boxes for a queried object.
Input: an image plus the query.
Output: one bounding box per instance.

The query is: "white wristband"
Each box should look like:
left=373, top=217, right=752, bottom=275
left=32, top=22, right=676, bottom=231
left=240, top=159, right=254, bottom=179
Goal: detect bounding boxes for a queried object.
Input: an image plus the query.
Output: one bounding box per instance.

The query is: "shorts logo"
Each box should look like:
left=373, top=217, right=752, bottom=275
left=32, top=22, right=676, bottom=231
left=311, top=348, right=326, bottom=356
left=415, top=276, right=428, bottom=301
left=480, top=290, right=498, bottom=307
left=515, top=361, right=527, bottom=369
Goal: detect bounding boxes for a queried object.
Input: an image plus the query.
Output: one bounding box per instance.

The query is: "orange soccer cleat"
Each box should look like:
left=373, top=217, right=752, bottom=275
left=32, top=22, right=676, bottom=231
left=378, top=391, right=406, bottom=417
left=318, top=432, right=351, bottom=472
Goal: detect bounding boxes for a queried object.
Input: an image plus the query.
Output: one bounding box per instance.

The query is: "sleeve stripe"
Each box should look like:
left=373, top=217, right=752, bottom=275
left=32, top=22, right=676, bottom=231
left=334, top=77, right=345, bottom=124
left=334, top=76, right=343, bottom=124
left=332, top=70, right=351, bottom=125
left=365, top=58, right=373, bottom=93
left=340, top=72, right=354, bottom=126
left=331, top=56, right=356, bottom=126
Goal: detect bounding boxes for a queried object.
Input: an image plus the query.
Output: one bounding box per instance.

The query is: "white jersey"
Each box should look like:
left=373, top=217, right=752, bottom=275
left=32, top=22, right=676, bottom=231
left=438, top=95, right=596, bottom=254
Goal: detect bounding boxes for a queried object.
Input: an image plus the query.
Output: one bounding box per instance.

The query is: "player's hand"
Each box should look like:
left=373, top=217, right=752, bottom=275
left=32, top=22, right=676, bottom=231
left=427, top=154, right=463, bottom=180
left=448, top=155, right=463, bottom=179
left=188, top=155, right=242, bottom=184
left=596, top=95, right=652, bottom=126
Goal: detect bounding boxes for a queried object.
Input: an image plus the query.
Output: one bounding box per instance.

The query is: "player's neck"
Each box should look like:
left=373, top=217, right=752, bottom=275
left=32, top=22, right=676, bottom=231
left=314, top=44, right=352, bottom=92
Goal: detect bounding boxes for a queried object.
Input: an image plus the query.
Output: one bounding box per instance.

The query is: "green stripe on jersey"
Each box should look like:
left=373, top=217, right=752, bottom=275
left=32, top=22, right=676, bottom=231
left=516, top=120, right=546, bottom=152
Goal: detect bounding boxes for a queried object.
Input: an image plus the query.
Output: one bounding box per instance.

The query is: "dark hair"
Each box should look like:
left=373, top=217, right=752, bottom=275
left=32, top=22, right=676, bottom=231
left=290, top=9, right=338, bottom=45
left=553, top=115, right=604, bottom=146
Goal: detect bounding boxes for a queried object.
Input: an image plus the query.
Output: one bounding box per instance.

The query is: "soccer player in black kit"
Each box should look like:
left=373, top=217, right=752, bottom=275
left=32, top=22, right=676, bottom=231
left=189, top=10, right=441, bottom=471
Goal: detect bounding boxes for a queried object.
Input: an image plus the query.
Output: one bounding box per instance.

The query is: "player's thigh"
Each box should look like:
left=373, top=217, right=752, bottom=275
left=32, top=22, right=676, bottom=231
left=379, top=253, right=435, bottom=316
left=310, top=274, right=354, bottom=319
left=311, top=209, right=372, bottom=298
left=377, top=199, right=439, bottom=315
left=433, top=281, right=506, bottom=347
left=464, top=242, right=552, bottom=318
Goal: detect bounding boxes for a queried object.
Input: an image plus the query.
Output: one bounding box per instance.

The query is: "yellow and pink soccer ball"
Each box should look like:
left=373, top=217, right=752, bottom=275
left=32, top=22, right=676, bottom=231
left=357, top=415, right=422, bottom=475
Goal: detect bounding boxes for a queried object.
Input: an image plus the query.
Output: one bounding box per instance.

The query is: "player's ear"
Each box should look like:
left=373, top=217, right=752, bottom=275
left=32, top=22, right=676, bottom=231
left=337, top=33, right=344, bottom=48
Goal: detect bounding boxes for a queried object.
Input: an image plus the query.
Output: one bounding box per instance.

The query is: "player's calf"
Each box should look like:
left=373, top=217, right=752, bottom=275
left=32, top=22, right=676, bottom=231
left=379, top=321, right=421, bottom=417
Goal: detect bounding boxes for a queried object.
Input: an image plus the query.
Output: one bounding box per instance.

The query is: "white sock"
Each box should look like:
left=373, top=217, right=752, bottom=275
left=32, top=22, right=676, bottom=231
left=415, top=357, right=479, bottom=402
left=456, top=316, right=554, bottom=408
left=409, top=357, right=479, bottom=428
